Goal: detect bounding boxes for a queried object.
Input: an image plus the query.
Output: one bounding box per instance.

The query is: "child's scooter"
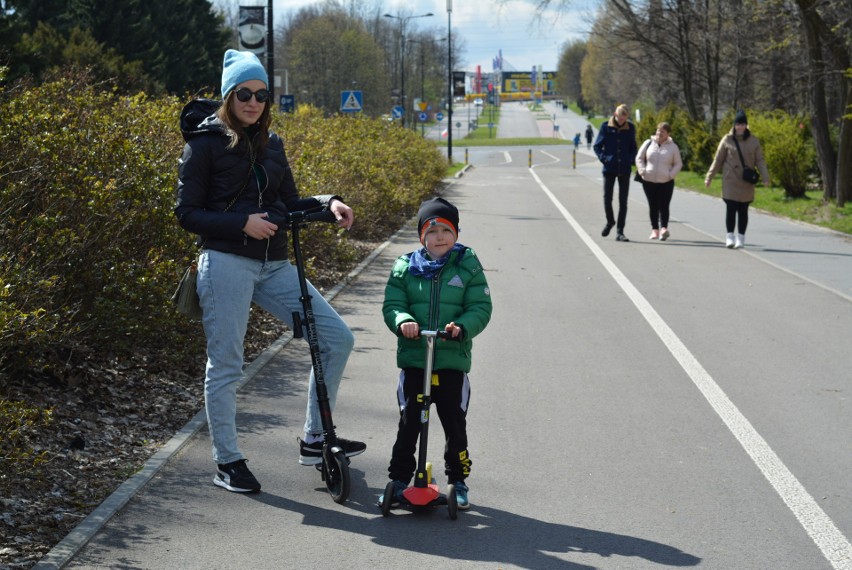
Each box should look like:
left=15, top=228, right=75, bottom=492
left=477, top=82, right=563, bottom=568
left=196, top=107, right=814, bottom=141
left=381, top=329, right=459, bottom=520
left=284, top=207, right=351, bottom=504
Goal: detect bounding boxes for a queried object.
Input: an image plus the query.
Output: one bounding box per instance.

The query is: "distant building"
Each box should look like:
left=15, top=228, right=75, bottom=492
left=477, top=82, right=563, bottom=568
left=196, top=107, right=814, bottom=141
left=502, top=71, right=557, bottom=96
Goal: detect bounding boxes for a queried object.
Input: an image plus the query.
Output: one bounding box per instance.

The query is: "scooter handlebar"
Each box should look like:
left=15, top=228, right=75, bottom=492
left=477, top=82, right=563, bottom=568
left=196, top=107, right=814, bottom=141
left=420, top=330, right=459, bottom=341
left=303, top=209, right=338, bottom=224
left=268, top=208, right=337, bottom=228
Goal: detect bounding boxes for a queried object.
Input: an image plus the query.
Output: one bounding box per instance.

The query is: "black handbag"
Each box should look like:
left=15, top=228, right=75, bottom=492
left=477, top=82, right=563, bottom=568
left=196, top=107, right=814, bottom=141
left=171, top=261, right=203, bottom=320
left=733, top=136, right=760, bottom=184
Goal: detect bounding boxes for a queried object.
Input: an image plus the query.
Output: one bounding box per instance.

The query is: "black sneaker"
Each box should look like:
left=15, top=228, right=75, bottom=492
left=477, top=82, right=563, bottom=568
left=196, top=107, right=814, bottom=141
left=213, top=459, right=260, bottom=493
left=298, top=437, right=367, bottom=466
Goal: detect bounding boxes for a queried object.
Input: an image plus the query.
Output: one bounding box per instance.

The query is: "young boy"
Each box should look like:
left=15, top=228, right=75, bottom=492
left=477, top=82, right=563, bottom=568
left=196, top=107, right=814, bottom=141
left=380, top=197, right=492, bottom=510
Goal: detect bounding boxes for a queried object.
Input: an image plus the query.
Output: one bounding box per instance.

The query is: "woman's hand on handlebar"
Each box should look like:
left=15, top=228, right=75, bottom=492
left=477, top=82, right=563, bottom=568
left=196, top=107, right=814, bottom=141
left=243, top=212, right=278, bottom=240
left=330, top=199, right=354, bottom=230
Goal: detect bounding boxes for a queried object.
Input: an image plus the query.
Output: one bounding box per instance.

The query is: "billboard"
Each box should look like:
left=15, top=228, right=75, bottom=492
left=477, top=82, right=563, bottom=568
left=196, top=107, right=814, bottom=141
left=239, top=6, right=266, bottom=56
left=452, top=71, right=466, bottom=98
left=501, top=71, right=557, bottom=95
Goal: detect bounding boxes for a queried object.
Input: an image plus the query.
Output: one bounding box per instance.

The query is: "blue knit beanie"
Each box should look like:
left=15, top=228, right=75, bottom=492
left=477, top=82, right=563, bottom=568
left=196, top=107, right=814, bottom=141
left=221, top=49, right=268, bottom=99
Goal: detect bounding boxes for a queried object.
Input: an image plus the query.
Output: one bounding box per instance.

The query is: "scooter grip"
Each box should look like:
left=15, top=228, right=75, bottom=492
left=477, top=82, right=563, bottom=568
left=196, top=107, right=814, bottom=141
left=304, top=209, right=338, bottom=223
left=271, top=208, right=337, bottom=227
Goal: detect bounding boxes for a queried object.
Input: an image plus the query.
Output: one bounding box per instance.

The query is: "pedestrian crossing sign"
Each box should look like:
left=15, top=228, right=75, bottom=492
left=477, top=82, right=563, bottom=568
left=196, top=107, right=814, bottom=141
left=340, top=90, right=363, bottom=113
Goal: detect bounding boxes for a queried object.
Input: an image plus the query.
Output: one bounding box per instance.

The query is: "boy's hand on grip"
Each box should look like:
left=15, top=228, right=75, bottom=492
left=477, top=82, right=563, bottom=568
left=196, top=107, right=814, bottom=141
left=444, top=322, right=463, bottom=340
left=399, top=321, right=420, bottom=339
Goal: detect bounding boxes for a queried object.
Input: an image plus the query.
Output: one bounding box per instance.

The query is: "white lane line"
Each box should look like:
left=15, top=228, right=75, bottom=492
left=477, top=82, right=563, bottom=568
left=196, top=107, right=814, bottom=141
left=529, top=167, right=852, bottom=570
left=540, top=149, right=560, bottom=163
left=503, top=151, right=512, bottom=163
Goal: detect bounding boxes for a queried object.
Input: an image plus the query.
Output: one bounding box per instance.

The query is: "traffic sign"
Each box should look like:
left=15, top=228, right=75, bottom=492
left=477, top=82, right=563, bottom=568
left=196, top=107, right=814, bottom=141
left=436, top=112, right=444, bottom=121
left=340, top=90, right=363, bottom=113
left=391, top=106, right=404, bottom=119
left=418, top=112, right=428, bottom=122
left=279, top=94, right=295, bottom=113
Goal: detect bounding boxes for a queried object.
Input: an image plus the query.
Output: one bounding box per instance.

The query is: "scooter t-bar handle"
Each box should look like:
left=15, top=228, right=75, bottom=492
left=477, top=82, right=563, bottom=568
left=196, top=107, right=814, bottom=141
left=286, top=208, right=337, bottom=225
left=420, top=330, right=457, bottom=340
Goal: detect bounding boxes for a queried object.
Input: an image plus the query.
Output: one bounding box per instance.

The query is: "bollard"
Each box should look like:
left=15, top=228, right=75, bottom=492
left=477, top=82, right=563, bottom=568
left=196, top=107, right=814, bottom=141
left=465, top=148, right=469, bottom=165
left=528, top=149, right=532, bottom=168
left=573, top=148, right=576, bottom=169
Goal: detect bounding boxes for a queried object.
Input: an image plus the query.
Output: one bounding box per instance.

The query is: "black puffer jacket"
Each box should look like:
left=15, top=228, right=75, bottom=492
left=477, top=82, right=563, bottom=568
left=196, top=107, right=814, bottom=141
left=175, top=99, right=338, bottom=261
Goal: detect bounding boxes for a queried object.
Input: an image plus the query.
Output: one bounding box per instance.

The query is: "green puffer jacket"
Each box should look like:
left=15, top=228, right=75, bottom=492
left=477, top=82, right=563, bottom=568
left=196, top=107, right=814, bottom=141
left=383, top=247, right=492, bottom=372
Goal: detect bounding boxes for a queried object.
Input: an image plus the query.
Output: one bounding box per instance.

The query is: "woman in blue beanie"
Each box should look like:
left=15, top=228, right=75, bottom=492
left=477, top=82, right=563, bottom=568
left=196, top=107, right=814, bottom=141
left=175, top=49, right=365, bottom=493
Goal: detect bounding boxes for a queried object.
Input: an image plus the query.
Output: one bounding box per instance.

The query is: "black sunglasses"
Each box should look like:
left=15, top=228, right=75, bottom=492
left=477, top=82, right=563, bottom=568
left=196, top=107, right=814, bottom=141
left=234, top=87, right=269, bottom=103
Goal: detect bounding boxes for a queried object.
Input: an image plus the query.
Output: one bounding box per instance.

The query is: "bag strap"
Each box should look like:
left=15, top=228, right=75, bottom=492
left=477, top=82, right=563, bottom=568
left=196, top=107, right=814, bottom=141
left=732, top=135, right=749, bottom=169
left=641, top=138, right=652, bottom=162
left=196, top=146, right=257, bottom=251
left=636, top=138, right=651, bottom=168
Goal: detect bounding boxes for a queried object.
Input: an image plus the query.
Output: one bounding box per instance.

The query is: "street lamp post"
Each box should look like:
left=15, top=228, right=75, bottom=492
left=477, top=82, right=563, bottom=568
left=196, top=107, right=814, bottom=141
left=447, top=0, right=453, bottom=165
left=384, top=12, right=433, bottom=128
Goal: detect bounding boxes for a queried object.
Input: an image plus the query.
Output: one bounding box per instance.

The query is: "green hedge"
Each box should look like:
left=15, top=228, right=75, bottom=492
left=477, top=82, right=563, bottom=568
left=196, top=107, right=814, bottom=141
left=0, top=71, right=445, bottom=379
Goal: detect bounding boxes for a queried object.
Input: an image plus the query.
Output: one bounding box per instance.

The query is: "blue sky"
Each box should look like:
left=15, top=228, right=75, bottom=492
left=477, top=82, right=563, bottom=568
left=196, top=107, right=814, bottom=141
left=231, top=0, right=598, bottom=73
left=380, top=0, right=597, bottom=72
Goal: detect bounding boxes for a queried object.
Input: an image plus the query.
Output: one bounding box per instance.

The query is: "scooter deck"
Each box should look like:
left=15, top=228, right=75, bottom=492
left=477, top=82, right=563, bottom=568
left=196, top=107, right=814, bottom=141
left=401, top=483, right=446, bottom=507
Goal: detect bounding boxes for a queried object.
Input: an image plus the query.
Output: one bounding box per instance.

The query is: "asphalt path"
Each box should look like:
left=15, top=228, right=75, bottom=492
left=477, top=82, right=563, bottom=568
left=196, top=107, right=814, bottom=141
left=41, top=110, right=852, bottom=569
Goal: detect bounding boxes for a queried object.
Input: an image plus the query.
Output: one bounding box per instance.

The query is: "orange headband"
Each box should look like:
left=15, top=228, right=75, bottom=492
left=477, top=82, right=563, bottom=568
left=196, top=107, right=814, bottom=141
left=419, top=217, right=458, bottom=244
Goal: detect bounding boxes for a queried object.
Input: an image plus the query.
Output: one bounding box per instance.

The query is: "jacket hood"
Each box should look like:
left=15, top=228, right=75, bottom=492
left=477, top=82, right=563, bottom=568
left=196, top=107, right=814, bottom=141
left=180, top=98, right=226, bottom=141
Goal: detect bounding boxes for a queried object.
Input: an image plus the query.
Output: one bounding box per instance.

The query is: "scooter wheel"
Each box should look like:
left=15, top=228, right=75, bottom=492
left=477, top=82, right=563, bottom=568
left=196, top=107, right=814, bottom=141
left=324, top=446, right=350, bottom=504
left=446, top=484, right=458, bottom=520
left=381, top=481, right=396, bottom=517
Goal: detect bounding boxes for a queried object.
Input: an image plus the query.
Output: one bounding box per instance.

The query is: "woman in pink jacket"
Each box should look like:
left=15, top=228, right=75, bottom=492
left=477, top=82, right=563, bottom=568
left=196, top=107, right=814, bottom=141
left=635, top=122, right=683, bottom=241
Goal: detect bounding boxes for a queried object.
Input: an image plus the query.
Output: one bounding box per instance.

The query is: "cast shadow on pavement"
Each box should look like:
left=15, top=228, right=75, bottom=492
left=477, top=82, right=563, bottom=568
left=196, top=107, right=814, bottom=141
left=249, top=491, right=702, bottom=570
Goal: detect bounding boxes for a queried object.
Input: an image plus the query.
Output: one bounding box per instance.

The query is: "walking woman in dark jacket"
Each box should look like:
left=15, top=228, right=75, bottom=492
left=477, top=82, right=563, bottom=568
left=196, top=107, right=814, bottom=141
left=593, top=104, right=638, bottom=242
left=175, top=50, right=365, bottom=493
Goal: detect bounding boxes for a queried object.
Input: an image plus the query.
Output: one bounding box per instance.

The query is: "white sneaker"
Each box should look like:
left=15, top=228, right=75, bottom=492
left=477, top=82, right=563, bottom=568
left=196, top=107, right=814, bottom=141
left=734, top=233, right=745, bottom=249
left=725, top=233, right=735, bottom=248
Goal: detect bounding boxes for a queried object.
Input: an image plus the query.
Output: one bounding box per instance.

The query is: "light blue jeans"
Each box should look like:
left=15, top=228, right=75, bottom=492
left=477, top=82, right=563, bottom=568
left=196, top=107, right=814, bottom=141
left=197, top=249, right=355, bottom=465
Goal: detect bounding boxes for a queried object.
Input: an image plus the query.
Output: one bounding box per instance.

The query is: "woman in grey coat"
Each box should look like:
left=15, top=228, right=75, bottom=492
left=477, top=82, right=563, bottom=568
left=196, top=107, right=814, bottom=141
left=704, top=110, right=770, bottom=249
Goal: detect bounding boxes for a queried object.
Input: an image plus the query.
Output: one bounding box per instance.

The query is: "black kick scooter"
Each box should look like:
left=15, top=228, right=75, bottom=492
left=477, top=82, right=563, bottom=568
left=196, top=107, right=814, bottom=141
left=284, top=207, right=350, bottom=504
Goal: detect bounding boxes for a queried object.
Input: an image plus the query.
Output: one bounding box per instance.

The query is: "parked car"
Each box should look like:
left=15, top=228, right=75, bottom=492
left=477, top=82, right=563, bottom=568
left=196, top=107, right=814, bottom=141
left=473, top=98, right=483, bottom=107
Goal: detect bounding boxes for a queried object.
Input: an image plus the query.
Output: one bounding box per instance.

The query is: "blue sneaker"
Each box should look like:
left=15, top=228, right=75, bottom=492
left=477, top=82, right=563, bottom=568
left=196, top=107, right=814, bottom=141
left=453, top=481, right=470, bottom=510
left=378, top=480, right=407, bottom=508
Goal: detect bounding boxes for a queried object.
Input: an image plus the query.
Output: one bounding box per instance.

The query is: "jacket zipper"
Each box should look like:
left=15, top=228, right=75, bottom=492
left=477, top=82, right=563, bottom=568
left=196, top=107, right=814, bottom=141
left=428, top=270, right=443, bottom=331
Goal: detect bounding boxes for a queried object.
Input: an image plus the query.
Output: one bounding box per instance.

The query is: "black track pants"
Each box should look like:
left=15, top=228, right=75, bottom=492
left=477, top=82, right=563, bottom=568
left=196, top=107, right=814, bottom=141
left=388, top=368, right=471, bottom=485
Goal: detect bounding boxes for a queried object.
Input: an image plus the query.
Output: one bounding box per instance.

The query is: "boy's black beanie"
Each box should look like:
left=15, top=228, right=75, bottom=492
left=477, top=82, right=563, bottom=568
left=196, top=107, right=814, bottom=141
left=417, top=197, right=459, bottom=237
